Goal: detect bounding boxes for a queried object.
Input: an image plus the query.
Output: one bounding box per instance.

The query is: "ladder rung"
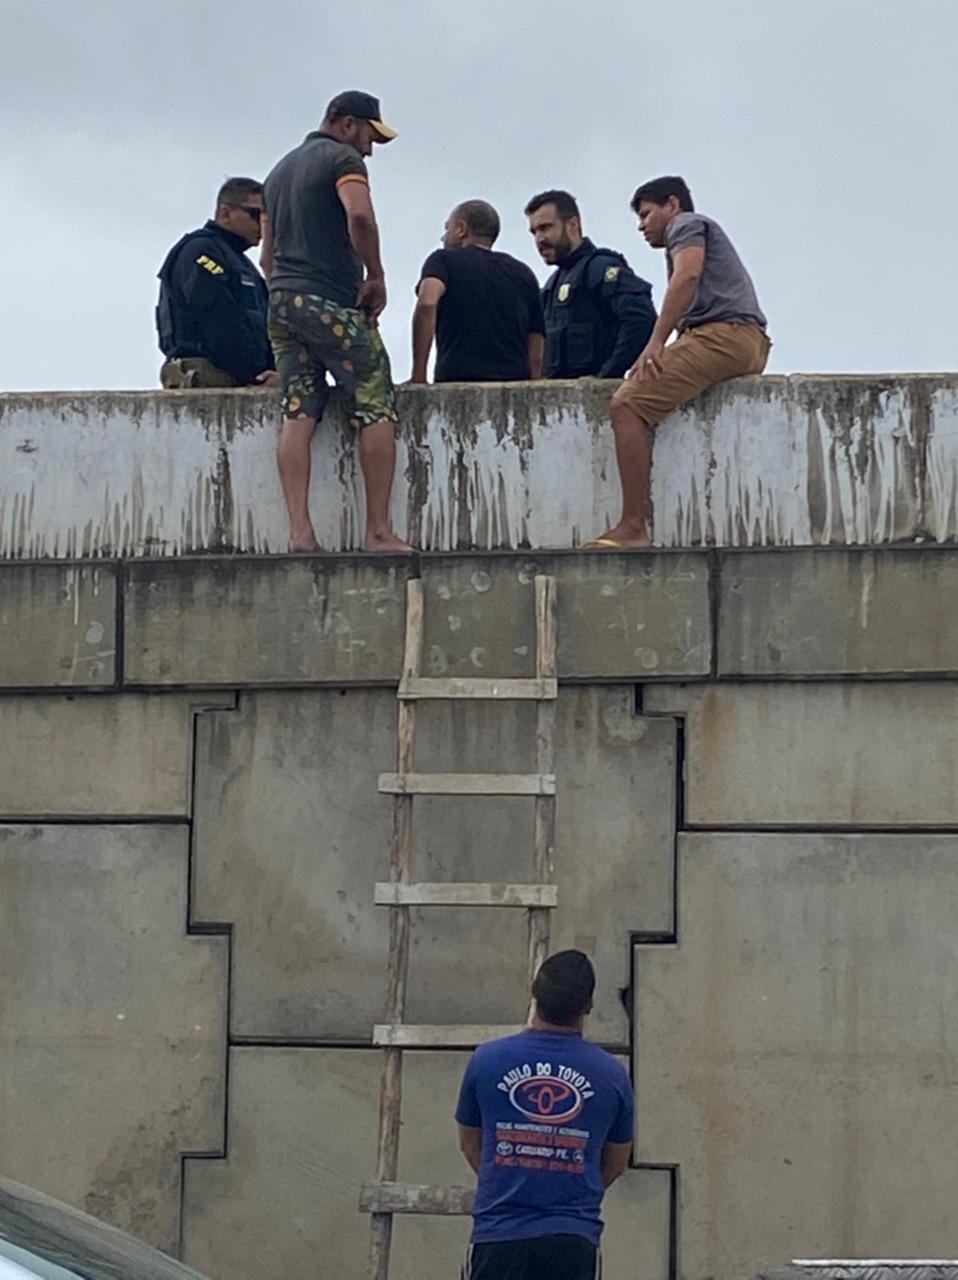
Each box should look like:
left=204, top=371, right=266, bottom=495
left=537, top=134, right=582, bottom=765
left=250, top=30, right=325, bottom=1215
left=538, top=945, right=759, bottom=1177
left=360, top=1182, right=475, bottom=1216
left=374, top=882, right=558, bottom=908
left=398, top=677, right=557, bottom=701
left=378, top=773, right=556, bottom=797
left=373, top=1024, right=524, bottom=1048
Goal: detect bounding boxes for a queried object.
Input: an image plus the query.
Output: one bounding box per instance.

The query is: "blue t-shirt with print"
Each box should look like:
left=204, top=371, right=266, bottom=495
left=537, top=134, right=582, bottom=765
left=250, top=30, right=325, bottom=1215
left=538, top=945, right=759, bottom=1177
left=454, top=1028, right=634, bottom=1245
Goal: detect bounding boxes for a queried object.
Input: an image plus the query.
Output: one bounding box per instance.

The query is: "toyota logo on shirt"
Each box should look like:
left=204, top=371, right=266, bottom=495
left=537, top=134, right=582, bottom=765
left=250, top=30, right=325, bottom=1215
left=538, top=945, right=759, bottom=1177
left=509, top=1075, right=585, bottom=1124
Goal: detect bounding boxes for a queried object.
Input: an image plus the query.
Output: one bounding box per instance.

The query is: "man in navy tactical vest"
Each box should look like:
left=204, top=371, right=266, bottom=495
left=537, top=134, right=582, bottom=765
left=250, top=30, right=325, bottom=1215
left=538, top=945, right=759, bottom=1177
left=456, top=950, right=634, bottom=1280
left=156, top=177, right=276, bottom=389
left=526, top=190, right=656, bottom=380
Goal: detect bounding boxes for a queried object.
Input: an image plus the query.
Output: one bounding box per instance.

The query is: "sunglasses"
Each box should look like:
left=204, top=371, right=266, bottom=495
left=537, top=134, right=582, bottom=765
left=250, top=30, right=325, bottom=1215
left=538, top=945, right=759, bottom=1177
left=232, top=204, right=263, bottom=221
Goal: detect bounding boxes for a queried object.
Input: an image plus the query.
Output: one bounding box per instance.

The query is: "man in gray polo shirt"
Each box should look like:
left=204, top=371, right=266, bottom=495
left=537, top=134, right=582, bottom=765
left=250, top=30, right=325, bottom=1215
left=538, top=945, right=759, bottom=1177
left=262, top=91, right=409, bottom=552
left=585, top=174, right=770, bottom=550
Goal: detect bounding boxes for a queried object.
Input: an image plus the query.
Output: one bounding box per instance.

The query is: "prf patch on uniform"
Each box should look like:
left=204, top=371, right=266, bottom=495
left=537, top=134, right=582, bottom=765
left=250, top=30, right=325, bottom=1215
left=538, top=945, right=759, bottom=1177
left=604, top=265, right=620, bottom=282
left=557, top=283, right=571, bottom=302
left=196, top=254, right=225, bottom=275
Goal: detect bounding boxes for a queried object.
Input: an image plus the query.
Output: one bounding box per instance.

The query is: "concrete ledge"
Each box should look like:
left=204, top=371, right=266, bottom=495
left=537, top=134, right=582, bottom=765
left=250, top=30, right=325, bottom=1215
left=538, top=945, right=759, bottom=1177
left=6, top=375, right=958, bottom=556
left=124, top=552, right=711, bottom=687
left=0, top=563, right=116, bottom=687
left=8, top=547, right=958, bottom=689
left=125, top=556, right=411, bottom=686
left=718, top=547, right=958, bottom=676
left=421, top=551, right=711, bottom=680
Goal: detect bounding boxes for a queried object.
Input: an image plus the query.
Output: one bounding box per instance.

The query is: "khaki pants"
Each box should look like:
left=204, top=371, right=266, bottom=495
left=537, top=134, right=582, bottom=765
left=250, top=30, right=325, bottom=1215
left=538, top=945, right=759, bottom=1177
left=612, top=322, right=770, bottom=425
left=160, top=358, right=238, bottom=389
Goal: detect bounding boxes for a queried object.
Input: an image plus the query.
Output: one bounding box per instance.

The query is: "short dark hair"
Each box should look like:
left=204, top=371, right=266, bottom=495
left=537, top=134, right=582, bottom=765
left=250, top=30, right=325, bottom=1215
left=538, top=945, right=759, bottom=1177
left=452, top=199, right=501, bottom=244
left=216, top=177, right=263, bottom=208
left=524, top=189, right=580, bottom=222
left=630, top=176, right=694, bottom=213
left=532, top=949, right=595, bottom=1025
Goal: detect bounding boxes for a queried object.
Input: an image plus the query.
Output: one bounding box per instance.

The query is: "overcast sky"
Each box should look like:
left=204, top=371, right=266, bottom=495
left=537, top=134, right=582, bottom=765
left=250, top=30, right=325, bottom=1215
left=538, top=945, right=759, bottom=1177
left=2, top=0, right=955, bottom=391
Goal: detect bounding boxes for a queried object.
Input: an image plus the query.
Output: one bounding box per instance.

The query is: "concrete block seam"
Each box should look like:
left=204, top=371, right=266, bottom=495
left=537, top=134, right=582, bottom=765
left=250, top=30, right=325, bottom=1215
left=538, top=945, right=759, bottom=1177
left=176, top=695, right=243, bottom=1255
left=634, top=687, right=685, bottom=942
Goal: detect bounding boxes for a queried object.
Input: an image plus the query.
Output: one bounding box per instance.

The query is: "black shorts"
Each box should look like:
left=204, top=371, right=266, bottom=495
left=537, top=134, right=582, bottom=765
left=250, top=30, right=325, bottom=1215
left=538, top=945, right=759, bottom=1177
left=463, top=1235, right=600, bottom=1280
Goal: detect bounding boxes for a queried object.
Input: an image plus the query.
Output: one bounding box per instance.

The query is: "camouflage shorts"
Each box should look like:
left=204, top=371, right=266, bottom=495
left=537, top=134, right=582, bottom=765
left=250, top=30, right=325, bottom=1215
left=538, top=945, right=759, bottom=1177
left=268, top=290, right=399, bottom=429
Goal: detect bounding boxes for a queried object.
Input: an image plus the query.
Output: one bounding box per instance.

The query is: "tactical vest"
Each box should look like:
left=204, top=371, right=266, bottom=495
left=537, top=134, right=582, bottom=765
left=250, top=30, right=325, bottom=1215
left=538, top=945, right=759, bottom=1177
left=155, top=228, right=267, bottom=360
left=542, top=246, right=629, bottom=378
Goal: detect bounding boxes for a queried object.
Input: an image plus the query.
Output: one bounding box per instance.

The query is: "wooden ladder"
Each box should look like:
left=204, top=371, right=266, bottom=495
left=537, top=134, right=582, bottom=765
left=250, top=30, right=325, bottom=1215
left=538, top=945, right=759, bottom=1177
left=360, top=574, right=559, bottom=1280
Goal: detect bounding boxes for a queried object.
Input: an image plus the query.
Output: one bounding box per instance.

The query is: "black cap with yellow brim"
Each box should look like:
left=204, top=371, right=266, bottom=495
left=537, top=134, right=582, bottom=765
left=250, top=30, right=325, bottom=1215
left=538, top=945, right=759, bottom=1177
left=326, top=90, right=398, bottom=143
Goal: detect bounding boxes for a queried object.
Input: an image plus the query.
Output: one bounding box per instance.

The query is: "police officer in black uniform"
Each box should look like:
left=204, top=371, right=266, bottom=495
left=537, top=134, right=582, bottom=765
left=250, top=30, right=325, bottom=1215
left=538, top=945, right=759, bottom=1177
left=526, top=189, right=656, bottom=379
left=156, top=177, right=276, bottom=388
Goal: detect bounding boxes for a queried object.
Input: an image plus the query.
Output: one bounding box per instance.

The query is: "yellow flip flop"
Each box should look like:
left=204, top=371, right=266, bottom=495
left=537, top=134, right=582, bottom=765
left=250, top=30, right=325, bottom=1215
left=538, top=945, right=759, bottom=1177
left=582, top=537, right=627, bottom=550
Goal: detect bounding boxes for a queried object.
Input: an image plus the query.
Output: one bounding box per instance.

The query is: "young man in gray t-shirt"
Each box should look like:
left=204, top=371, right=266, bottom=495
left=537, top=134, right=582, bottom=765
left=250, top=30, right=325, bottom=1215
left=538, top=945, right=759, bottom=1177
left=585, top=175, right=770, bottom=550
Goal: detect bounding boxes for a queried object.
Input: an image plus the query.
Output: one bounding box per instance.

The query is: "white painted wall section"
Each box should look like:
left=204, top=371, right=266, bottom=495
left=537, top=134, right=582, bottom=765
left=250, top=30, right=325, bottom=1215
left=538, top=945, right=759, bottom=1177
left=3, top=376, right=957, bottom=557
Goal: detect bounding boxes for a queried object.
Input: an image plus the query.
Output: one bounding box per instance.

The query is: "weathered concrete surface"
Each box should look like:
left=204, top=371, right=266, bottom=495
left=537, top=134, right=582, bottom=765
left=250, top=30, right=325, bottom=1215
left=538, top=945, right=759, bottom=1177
left=10, top=532, right=958, bottom=1275
left=718, top=548, right=958, bottom=676
left=651, top=375, right=956, bottom=548
left=125, top=557, right=410, bottom=686
left=0, top=824, right=227, bottom=1253
left=15, top=547, right=958, bottom=691
left=0, top=563, right=116, bottom=687
left=645, top=682, right=958, bottom=826
left=192, top=687, right=674, bottom=1045
left=6, top=377, right=958, bottom=557
left=0, top=694, right=232, bottom=817
left=635, top=833, right=958, bottom=1279
left=181, top=1047, right=670, bottom=1280
left=126, top=553, right=709, bottom=686
left=422, top=552, right=710, bottom=679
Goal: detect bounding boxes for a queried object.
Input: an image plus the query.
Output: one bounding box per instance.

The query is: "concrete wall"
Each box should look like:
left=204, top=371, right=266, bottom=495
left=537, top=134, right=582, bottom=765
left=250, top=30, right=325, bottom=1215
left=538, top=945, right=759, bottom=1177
left=4, top=546, right=958, bottom=1278
left=6, top=376, right=958, bottom=556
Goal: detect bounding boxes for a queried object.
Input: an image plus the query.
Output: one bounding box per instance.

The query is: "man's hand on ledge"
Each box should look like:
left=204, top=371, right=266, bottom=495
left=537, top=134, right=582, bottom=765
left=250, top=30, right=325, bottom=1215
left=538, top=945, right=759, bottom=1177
left=255, top=370, right=280, bottom=388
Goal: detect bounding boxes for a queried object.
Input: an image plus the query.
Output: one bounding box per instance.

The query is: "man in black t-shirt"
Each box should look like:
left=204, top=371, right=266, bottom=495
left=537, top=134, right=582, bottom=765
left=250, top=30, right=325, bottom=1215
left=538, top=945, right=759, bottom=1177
left=410, top=201, right=545, bottom=383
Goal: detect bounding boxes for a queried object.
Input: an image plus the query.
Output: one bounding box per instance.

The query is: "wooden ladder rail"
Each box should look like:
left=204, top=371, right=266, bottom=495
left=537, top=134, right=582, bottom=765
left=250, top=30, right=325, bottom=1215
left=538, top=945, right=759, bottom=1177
left=367, top=577, right=423, bottom=1280
left=529, top=573, right=558, bottom=989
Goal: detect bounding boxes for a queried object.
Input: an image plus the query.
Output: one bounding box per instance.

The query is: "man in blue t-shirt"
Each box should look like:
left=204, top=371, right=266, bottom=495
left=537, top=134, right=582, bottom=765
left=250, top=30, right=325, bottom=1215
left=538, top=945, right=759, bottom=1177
left=455, top=950, right=634, bottom=1279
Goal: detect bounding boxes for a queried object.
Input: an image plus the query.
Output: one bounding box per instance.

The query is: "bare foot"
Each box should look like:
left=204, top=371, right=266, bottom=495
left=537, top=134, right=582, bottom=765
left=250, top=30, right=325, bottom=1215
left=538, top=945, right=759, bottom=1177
left=363, top=530, right=414, bottom=553
left=583, top=524, right=652, bottom=550
left=289, top=532, right=323, bottom=553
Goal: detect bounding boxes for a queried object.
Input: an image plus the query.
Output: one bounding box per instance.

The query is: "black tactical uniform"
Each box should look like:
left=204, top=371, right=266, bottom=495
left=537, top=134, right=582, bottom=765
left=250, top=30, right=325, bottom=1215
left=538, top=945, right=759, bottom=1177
left=542, top=238, right=657, bottom=379
left=156, top=220, right=273, bottom=387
